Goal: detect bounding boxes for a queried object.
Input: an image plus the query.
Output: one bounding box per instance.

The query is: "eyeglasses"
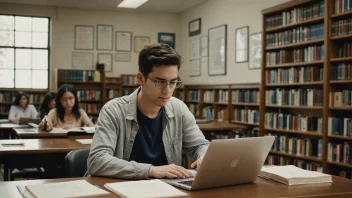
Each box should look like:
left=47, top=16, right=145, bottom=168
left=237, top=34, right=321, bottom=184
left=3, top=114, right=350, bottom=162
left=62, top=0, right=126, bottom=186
left=147, top=76, right=183, bottom=89
left=61, top=96, right=75, bottom=102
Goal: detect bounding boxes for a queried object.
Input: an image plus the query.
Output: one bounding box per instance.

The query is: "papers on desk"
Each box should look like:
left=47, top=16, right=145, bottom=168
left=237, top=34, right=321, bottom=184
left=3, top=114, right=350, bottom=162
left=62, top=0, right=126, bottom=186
left=1, top=140, right=25, bottom=147
left=17, top=180, right=109, bottom=198
left=75, top=139, right=93, bottom=144
left=104, top=179, right=188, bottom=198
left=50, top=127, right=96, bottom=134
left=259, top=165, right=332, bottom=185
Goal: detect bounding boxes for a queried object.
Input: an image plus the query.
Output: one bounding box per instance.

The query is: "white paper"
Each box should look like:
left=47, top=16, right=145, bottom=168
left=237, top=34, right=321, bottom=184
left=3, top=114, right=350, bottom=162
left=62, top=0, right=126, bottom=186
left=116, top=31, right=132, bottom=51
left=189, top=37, right=200, bottom=60
left=97, top=25, right=113, bottom=50
left=75, top=26, right=94, bottom=50
left=134, top=36, right=150, bottom=53
left=115, top=52, right=131, bottom=62
left=209, top=25, right=226, bottom=75
left=200, top=36, right=208, bottom=57
left=72, top=52, right=94, bottom=69
left=98, top=53, right=113, bottom=72
left=190, top=59, right=200, bottom=76
left=249, top=33, right=262, bottom=69
left=76, top=139, right=93, bottom=144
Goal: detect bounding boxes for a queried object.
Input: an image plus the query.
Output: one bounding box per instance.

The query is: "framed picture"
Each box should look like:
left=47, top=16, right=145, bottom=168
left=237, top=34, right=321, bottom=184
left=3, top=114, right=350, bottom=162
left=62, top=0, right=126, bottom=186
left=98, top=53, right=113, bottom=72
left=115, top=31, right=132, bottom=52
left=115, top=52, right=131, bottom=62
left=134, top=36, right=151, bottom=53
left=72, top=52, right=94, bottom=69
left=189, top=18, right=201, bottom=36
left=200, top=36, right=208, bottom=57
left=190, top=59, right=201, bottom=77
left=235, top=26, right=249, bottom=63
left=158, top=32, right=175, bottom=48
left=208, top=24, right=227, bottom=76
left=97, top=24, right=113, bottom=50
left=189, top=37, right=200, bottom=60
left=74, top=25, right=94, bottom=50
left=249, top=32, right=262, bottom=69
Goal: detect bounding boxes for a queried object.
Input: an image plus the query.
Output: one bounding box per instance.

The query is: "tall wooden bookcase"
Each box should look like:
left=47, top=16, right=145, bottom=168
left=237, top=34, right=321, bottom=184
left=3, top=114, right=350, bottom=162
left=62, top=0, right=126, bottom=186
left=262, top=0, right=351, bottom=179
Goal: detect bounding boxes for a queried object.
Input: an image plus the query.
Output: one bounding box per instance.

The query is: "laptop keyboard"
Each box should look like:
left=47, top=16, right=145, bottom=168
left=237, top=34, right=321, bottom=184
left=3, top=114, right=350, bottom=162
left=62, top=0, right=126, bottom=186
left=178, top=180, right=193, bottom=186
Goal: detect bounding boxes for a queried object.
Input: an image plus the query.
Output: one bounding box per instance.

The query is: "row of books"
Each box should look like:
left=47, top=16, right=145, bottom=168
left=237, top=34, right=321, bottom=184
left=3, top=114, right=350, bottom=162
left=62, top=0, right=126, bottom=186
left=79, top=103, right=102, bottom=114
left=188, top=90, right=200, bottom=101
left=331, top=18, right=352, bottom=37
left=175, top=90, right=184, bottom=101
left=265, top=0, right=324, bottom=29
left=328, top=117, right=352, bottom=136
left=203, top=91, right=214, bottom=103
left=233, top=109, right=260, bottom=124
left=77, top=90, right=102, bottom=101
left=329, top=91, right=352, bottom=107
left=334, top=0, right=352, bottom=14
left=267, top=133, right=323, bottom=157
left=267, top=155, right=323, bottom=172
left=327, top=141, right=351, bottom=163
left=217, top=109, right=227, bottom=122
left=337, top=43, right=352, bottom=58
left=107, top=89, right=119, bottom=99
left=265, top=66, right=323, bottom=84
left=0, top=105, right=11, bottom=113
left=58, top=70, right=101, bottom=82
left=121, top=88, right=136, bottom=96
left=121, top=75, right=137, bottom=85
left=265, top=88, right=324, bottom=106
left=331, top=63, right=352, bottom=80
left=189, top=104, right=199, bottom=117
left=231, top=90, right=259, bottom=104
left=266, top=45, right=324, bottom=66
left=202, top=106, right=214, bottom=120
left=0, top=92, right=45, bottom=103
left=266, top=24, right=324, bottom=47
left=265, top=113, right=323, bottom=133
left=218, top=90, right=229, bottom=103
left=339, top=170, right=352, bottom=179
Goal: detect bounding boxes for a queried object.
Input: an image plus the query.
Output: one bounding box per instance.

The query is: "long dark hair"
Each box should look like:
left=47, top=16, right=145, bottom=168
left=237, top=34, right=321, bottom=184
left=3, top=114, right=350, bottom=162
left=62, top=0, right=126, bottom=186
left=13, top=91, right=29, bottom=106
left=56, top=84, right=80, bottom=121
left=39, top=92, right=56, bottom=119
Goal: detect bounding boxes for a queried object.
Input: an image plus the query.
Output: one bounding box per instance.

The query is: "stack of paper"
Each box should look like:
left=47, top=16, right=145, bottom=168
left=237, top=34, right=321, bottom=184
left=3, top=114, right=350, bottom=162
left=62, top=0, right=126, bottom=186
left=76, top=139, right=93, bottom=144
left=259, top=165, right=332, bottom=185
left=104, top=179, right=188, bottom=198
left=18, top=180, right=109, bottom=198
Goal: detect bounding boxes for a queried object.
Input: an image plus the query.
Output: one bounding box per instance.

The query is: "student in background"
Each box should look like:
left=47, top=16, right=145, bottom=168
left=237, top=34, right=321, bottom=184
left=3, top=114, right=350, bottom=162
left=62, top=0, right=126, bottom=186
left=8, top=91, right=38, bottom=123
left=38, top=84, right=94, bottom=131
left=38, top=92, right=56, bottom=120
left=88, top=43, right=209, bottom=180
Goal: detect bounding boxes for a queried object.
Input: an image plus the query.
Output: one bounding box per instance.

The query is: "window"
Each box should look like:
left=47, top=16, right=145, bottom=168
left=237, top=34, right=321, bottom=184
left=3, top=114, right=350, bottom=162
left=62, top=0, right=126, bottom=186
left=0, top=15, right=50, bottom=89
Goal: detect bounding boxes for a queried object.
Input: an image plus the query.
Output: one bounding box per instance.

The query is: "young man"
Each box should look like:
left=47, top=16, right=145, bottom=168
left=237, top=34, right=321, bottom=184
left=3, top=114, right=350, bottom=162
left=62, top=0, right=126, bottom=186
left=88, top=43, right=209, bottom=180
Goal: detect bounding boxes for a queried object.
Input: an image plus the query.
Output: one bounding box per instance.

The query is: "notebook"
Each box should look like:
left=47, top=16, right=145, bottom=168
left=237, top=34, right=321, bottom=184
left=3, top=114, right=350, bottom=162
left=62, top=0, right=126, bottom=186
left=259, top=165, right=332, bottom=185
left=75, top=139, right=93, bottom=144
left=19, top=180, right=109, bottom=198
left=50, top=127, right=96, bottom=134
left=104, top=179, right=187, bottom=198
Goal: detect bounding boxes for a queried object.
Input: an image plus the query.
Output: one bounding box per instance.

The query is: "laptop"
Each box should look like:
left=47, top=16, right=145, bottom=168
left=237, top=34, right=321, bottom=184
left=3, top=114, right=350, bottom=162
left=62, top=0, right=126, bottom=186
left=161, top=136, right=275, bottom=191
left=18, top=118, right=41, bottom=125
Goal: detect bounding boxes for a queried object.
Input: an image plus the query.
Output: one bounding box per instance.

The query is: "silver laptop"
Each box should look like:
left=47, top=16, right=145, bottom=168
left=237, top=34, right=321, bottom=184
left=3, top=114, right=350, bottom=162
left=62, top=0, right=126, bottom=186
left=161, top=136, right=275, bottom=191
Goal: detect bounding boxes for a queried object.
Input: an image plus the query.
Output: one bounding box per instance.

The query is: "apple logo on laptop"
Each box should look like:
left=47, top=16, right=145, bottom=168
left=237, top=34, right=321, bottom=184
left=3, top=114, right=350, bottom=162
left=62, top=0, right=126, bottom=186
left=231, top=159, right=239, bottom=168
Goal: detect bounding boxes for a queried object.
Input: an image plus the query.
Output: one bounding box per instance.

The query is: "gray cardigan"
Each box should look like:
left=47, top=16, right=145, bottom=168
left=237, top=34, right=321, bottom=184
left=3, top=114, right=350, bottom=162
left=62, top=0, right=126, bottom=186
left=87, top=88, right=209, bottom=179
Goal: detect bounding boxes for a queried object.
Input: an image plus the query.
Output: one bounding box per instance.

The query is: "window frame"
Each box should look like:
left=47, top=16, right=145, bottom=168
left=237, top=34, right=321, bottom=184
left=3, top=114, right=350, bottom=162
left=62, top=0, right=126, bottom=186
left=0, top=13, right=50, bottom=89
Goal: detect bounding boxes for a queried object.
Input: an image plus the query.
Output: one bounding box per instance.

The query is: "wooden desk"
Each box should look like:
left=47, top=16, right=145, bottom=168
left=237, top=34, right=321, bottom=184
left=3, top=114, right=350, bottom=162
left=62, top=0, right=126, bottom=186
left=198, top=122, right=248, bottom=132
left=0, top=123, right=28, bottom=139
left=0, top=139, right=90, bottom=181
left=13, top=128, right=93, bottom=139
left=1, top=176, right=352, bottom=198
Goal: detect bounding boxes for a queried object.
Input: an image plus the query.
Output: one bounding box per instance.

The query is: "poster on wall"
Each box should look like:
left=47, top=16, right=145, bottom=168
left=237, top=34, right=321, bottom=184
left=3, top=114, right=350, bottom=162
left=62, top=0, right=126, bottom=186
left=249, top=32, right=262, bottom=69
left=97, top=24, right=113, bottom=50
left=98, top=53, right=113, bottom=72
left=72, top=52, right=94, bottom=69
left=74, top=25, right=94, bottom=50
left=208, top=24, right=227, bottom=76
left=115, top=31, right=132, bottom=52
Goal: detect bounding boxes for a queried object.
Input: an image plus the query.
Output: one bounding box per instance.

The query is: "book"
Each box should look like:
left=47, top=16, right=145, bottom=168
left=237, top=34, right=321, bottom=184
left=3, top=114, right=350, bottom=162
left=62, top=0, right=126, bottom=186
left=75, top=139, right=93, bottom=144
left=50, top=127, right=96, bottom=134
left=19, top=180, right=109, bottom=198
left=104, top=179, right=188, bottom=198
left=259, top=165, right=332, bottom=185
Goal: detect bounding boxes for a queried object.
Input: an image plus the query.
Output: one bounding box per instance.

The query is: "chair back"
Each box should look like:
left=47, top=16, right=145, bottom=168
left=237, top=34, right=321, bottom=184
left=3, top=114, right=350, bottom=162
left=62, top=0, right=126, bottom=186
left=65, top=148, right=90, bottom=177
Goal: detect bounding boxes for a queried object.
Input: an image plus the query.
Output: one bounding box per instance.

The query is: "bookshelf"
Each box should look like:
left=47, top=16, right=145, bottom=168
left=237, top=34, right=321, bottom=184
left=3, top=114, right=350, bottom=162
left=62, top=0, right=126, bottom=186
left=55, top=69, right=106, bottom=122
left=105, top=77, right=121, bottom=101
left=0, top=88, right=48, bottom=119
left=121, top=74, right=139, bottom=96
left=262, top=0, right=351, bottom=180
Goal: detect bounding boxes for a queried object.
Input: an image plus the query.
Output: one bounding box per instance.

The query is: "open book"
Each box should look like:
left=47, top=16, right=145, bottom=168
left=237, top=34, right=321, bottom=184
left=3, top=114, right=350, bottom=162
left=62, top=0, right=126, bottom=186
left=259, top=165, right=332, bottom=185
left=17, top=180, right=109, bottom=198
left=50, top=127, right=96, bottom=134
left=104, top=179, right=187, bottom=198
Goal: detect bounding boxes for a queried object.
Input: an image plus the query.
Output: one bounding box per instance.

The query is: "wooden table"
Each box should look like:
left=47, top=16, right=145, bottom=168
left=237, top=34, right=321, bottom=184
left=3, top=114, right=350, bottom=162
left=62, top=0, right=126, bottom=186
left=0, top=123, right=29, bottom=139
left=1, top=176, right=352, bottom=198
left=0, top=139, right=90, bottom=181
left=198, top=122, right=248, bottom=132
left=13, top=128, right=94, bottom=139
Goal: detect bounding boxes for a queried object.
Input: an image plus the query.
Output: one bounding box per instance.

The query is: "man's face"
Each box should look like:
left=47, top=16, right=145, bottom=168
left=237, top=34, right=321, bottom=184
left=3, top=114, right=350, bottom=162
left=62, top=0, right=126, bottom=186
left=143, top=65, right=179, bottom=107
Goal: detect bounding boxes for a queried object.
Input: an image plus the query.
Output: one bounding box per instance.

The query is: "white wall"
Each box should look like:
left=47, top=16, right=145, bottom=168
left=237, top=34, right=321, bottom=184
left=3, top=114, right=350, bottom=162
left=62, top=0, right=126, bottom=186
left=0, top=3, right=181, bottom=90
left=179, top=0, right=290, bottom=84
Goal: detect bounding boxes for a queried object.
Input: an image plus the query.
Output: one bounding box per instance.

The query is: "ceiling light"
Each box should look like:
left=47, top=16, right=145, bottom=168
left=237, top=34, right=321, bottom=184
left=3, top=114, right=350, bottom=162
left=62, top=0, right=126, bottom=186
left=117, top=0, right=148, bottom=8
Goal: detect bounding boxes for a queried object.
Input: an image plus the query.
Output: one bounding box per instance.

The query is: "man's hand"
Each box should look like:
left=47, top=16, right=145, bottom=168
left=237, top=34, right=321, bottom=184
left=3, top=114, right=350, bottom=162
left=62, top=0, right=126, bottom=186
left=148, top=164, right=193, bottom=179
left=190, top=158, right=203, bottom=169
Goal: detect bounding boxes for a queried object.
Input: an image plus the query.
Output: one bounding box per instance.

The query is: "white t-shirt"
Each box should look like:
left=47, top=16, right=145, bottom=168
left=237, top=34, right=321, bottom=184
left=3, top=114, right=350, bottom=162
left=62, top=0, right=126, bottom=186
left=8, top=105, right=38, bottom=120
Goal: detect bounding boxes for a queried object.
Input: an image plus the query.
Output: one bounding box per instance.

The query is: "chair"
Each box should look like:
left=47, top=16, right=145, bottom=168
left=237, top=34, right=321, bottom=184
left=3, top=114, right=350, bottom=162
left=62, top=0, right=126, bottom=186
left=65, top=148, right=90, bottom=177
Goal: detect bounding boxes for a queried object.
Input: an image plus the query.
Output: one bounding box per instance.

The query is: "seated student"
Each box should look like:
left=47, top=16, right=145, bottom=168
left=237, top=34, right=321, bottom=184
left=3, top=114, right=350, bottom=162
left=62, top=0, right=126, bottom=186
left=38, top=92, right=56, bottom=120
left=88, top=43, right=210, bottom=180
left=38, top=84, right=94, bottom=131
left=8, top=91, right=38, bottom=124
